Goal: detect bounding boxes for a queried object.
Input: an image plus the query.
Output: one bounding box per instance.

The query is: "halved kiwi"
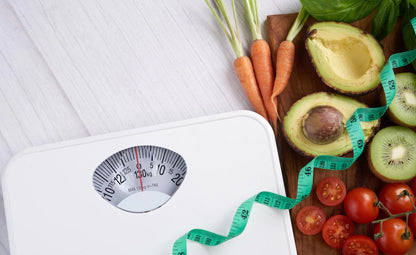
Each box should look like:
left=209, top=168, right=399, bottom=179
left=383, top=73, right=416, bottom=127
left=368, top=126, right=416, bottom=182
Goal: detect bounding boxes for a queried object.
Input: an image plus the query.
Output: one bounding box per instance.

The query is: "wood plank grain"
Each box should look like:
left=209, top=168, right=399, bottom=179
left=267, top=13, right=415, bottom=254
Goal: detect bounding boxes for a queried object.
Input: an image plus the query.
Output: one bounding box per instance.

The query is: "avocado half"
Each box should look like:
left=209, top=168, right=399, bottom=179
left=283, top=92, right=380, bottom=157
left=306, top=22, right=385, bottom=95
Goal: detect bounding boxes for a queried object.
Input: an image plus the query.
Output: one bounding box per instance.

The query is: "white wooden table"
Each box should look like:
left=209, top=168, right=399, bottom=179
left=0, top=0, right=300, bottom=253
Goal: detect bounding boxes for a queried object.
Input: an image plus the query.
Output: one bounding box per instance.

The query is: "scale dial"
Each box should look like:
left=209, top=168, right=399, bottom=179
left=92, top=145, right=187, bottom=213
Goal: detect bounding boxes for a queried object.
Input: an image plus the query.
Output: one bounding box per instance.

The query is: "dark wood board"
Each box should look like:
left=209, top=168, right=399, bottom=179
left=267, top=13, right=416, bottom=254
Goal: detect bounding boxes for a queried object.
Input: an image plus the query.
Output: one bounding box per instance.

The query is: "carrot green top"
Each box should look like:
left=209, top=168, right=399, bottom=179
left=243, top=0, right=262, bottom=41
left=286, top=6, right=309, bottom=42
left=204, top=0, right=243, bottom=58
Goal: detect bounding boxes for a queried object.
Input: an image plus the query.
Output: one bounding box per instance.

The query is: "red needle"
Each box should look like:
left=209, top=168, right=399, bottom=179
left=134, top=147, right=144, bottom=191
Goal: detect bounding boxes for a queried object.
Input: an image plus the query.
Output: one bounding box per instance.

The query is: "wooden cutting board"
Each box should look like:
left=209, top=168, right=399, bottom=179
left=267, top=13, right=416, bottom=254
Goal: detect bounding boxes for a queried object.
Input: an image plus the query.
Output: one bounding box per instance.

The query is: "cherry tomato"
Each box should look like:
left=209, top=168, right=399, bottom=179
left=316, top=176, right=346, bottom=206
left=322, top=215, right=355, bottom=249
left=342, top=235, right=379, bottom=255
left=409, top=213, right=416, bottom=235
left=379, top=183, right=416, bottom=215
left=412, top=177, right=416, bottom=195
left=296, top=205, right=326, bottom=235
left=343, top=187, right=379, bottom=224
left=374, top=218, right=414, bottom=255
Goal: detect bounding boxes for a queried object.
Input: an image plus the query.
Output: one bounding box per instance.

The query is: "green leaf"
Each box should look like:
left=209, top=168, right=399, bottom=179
left=300, top=0, right=381, bottom=23
left=410, top=0, right=416, bottom=8
left=402, top=6, right=416, bottom=70
left=371, top=0, right=400, bottom=41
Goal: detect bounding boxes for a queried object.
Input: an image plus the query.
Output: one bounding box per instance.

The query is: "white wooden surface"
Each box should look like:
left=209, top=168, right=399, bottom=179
left=0, top=0, right=300, bottom=253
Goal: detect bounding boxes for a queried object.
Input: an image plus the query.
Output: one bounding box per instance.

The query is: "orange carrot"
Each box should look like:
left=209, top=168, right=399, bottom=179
left=271, top=7, right=309, bottom=121
left=271, top=40, right=295, bottom=111
left=251, top=39, right=277, bottom=127
left=234, top=56, right=269, bottom=120
left=243, top=0, right=277, bottom=128
left=204, top=0, right=268, bottom=120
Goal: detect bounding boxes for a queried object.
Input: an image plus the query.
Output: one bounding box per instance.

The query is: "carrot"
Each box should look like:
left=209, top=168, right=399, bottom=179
left=271, top=7, right=309, bottom=121
left=243, top=0, right=277, bottom=129
left=271, top=40, right=295, bottom=114
left=204, top=0, right=268, bottom=120
left=234, top=55, right=269, bottom=119
left=251, top=40, right=277, bottom=128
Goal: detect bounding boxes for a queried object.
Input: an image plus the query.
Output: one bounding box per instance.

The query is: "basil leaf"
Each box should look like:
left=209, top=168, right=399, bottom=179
left=300, top=0, right=381, bottom=23
left=372, top=0, right=400, bottom=41
left=402, top=6, right=416, bottom=70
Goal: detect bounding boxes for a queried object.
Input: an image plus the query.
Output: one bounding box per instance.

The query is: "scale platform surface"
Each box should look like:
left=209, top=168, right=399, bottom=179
left=2, top=111, right=296, bottom=255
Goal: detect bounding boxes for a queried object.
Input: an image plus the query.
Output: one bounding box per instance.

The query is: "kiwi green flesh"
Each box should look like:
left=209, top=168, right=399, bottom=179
left=369, top=126, right=416, bottom=182
left=388, top=73, right=416, bottom=127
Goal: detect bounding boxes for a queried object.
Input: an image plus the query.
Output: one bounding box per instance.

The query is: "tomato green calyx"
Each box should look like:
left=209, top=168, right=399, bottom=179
left=398, top=190, right=412, bottom=199
left=373, top=198, right=382, bottom=208
left=375, top=199, right=393, bottom=216
left=374, top=232, right=383, bottom=241
left=403, top=213, right=412, bottom=240
left=401, top=230, right=412, bottom=240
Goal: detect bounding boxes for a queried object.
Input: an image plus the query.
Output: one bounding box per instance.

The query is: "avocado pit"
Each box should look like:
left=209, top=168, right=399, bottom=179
left=302, top=106, right=344, bottom=145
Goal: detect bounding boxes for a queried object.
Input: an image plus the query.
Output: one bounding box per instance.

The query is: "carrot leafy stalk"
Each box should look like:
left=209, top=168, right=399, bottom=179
left=204, top=0, right=268, bottom=120
left=244, top=0, right=277, bottom=130
left=271, top=7, right=309, bottom=121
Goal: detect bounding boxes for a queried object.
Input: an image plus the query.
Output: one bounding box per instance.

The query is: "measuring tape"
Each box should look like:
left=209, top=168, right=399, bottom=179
left=172, top=17, right=416, bottom=255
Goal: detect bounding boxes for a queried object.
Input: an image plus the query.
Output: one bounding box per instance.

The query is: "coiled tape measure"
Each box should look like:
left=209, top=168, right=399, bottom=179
left=172, top=17, right=416, bottom=255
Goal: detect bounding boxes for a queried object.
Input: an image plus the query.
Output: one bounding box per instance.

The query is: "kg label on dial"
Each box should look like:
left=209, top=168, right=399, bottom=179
left=92, top=145, right=187, bottom=213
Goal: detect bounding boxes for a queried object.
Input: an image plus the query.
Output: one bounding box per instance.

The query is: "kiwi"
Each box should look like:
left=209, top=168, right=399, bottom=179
left=383, top=73, right=416, bottom=127
left=368, top=126, right=416, bottom=182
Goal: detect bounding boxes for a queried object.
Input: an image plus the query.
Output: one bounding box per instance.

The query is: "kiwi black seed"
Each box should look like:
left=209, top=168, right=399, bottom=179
left=368, top=126, right=416, bottom=182
left=383, top=73, right=416, bottom=127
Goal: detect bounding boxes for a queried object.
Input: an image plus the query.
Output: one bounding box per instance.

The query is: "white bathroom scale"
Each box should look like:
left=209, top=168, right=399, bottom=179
left=2, top=110, right=296, bottom=255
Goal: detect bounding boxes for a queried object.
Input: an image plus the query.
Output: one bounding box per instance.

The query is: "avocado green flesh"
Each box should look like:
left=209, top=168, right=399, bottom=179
left=370, top=126, right=416, bottom=181
left=388, top=73, right=416, bottom=127
left=284, top=92, right=379, bottom=156
left=306, top=22, right=384, bottom=94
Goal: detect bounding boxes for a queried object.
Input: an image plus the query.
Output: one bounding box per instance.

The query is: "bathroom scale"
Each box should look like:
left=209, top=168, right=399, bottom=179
left=2, top=110, right=296, bottom=254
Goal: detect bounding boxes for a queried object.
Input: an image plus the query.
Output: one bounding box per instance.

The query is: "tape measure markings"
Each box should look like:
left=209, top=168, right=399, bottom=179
left=172, top=18, right=416, bottom=255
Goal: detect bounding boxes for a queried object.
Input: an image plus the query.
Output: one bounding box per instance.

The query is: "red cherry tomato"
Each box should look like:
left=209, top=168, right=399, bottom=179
left=316, top=176, right=346, bottom=206
left=412, top=177, right=416, bottom=195
left=342, top=235, right=379, bottom=255
left=409, top=213, right=416, bottom=235
left=379, top=183, right=416, bottom=215
left=343, top=187, right=379, bottom=224
left=296, top=205, right=326, bottom=235
left=374, top=218, right=414, bottom=255
left=322, top=215, right=355, bottom=249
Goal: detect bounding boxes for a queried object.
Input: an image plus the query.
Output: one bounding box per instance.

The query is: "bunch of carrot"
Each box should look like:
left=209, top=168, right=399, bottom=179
left=204, top=0, right=309, bottom=133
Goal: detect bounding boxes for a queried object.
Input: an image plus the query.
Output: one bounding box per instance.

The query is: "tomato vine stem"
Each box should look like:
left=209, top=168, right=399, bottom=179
left=372, top=194, right=416, bottom=240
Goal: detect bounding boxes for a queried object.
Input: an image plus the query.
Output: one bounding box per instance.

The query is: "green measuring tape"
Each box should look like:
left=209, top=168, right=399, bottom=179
left=172, top=17, right=416, bottom=255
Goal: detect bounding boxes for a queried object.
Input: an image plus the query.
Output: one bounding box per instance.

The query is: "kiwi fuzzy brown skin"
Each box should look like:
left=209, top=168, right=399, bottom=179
left=305, top=21, right=385, bottom=96
left=282, top=92, right=381, bottom=158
